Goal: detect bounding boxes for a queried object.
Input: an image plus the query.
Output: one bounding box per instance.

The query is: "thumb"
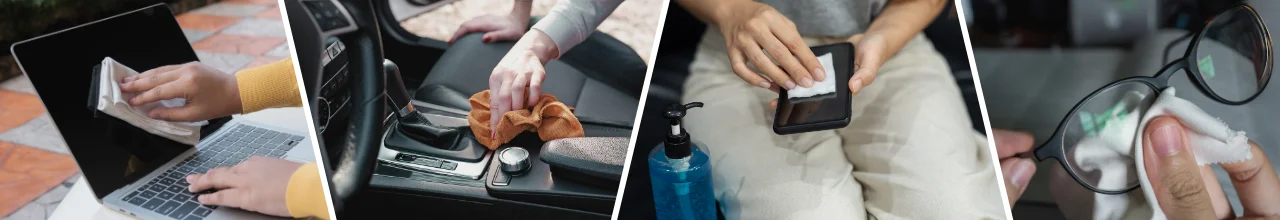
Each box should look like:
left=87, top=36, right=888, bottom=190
left=848, top=34, right=864, bottom=46
left=1001, top=158, right=1035, bottom=207
left=1143, top=116, right=1216, bottom=219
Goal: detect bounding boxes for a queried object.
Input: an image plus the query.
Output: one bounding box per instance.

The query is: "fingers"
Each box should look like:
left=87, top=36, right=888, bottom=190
left=148, top=107, right=201, bottom=122
left=769, top=99, right=778, bottom=109
left=770, top=22, right=824, bottom=82
left=1198, top=165, right=1234, bottom=219
left=482, top=30, right=522, bottom=43
left=1001, top=158, right=1036, bottom=207
left=848, top=34, right=864, bottom=46
left=738, top=38, right=794, bottom=90
left=124, top=64, right=183, bottom=84
left=510, top=71, right=530, bottom=112
left=849, top=65, right=870, bottom=94
left=993, top=128, right=1037, bottom=207
left=727, top=47, right=771, bottom=89
left=121, top=70, right=181, bottom=93
left=187, top=167, right=239, bottom=192
left=450, top=20, right=497, bottom=44
left=850, top=34, right=883, bottom=95
left=526, top=71, right=544, bottom=108
left=130, top=82, right=188, bottom=106
left=993, top=129, right=1035, bottom=158
left=1218, top=142, right=1280, bottom=217
left=1143, top=116, right=1217, bottom=219
left=754, top=29, right=812, bottom=87
left=491, top=73, right=515, bottom=139
left=197, top=188, right=250, bottom=208
left=488, top=72, right=504, bottom=139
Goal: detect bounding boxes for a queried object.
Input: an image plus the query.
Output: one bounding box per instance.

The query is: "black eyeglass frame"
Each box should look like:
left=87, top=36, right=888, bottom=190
left=1030, top=4, right=1273, bottom=195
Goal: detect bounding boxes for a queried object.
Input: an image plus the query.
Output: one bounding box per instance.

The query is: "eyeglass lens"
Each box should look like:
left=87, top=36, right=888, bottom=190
left=1059, top=82, right=1158, bottom=192
left=1194, top=6, right=1270, bottom=101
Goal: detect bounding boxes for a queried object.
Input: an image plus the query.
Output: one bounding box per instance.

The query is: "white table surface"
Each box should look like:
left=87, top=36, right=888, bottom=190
left=48, top=107, right=313, bottom=220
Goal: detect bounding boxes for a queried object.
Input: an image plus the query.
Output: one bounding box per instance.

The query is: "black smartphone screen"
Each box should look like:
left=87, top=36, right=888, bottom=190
left=773, top=43, right=853, bottom=134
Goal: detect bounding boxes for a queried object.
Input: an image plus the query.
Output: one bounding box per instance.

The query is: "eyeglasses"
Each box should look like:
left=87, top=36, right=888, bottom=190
left=1028, top=4, right=1273, bottom=194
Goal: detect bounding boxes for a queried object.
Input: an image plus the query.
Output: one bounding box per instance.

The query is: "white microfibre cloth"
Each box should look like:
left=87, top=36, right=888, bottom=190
left=98, top=57, right=207, bottom=145
left=786, top=53, right=837, bottom=99
left=1069, top=87, right=1251, bottom=220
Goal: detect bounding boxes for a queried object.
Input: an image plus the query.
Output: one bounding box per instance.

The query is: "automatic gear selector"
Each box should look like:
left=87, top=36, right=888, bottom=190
left=377, top=59, right=490, bottom=179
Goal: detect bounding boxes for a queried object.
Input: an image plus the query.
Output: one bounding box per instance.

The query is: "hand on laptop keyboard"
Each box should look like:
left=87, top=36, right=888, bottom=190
left=185, top=156, right=303, bottom=217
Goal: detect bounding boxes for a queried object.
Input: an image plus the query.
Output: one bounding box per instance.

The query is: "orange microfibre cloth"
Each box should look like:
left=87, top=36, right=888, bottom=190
left=468, top=90, right=585, bottom=149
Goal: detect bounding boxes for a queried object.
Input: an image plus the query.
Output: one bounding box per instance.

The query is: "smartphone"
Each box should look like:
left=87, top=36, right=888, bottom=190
left=773, top=42, right=853, bottom=135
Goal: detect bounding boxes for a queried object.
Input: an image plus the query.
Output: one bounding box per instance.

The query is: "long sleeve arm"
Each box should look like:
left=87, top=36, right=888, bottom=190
left=285, top=162, right=331, bottom=219
left=235, top=57, right=302, bottom=113
left=530, top=0, right=624, bottom=57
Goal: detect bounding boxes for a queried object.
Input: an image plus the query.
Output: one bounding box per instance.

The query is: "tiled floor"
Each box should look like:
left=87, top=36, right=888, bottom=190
left=0, top=142, right=79, bottom=219
left=400, top=0, right=662, bottom=63
left=179, top=0, right=289, bottom=74
left=0, top=1, right=288, bottom=219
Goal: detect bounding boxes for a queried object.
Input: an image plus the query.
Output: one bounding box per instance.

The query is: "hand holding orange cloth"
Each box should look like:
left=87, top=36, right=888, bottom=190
left=468, top=90, right=585, bottom=149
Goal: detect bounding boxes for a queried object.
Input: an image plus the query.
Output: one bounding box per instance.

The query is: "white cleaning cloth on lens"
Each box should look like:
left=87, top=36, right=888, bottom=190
left=786, top=53, right=837, bottom=99
left=1135, top=88, right=1250, bottom=220
left=98, top=57, right=207, bottom=145
left=1070, top=87, right=1251, bottom=220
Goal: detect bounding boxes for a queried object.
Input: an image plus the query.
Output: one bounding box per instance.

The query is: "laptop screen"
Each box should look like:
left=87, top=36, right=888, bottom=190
left=11, top=4, right=206, bottom=200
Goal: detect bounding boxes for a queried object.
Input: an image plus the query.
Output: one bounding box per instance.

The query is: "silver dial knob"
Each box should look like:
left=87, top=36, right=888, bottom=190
left=499, top=147, right=531, bottom=175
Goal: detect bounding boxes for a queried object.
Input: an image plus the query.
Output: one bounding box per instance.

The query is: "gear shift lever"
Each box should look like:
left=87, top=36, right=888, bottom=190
left=382, top=60, right=486, bottom=162
left=384, top=60, right=416, bottom=118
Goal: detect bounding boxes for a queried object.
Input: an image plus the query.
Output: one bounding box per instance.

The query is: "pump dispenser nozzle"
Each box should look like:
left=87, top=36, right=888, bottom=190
left=663, top=102, right=703, bottom=159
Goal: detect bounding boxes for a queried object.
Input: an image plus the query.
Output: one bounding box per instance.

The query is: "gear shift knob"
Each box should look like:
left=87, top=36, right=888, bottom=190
left=384, top=59, right=415, bottom=118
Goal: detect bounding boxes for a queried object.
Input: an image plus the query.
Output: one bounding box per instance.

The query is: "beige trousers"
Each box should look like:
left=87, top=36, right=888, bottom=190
left=681, top=28, right=1005, bottom=219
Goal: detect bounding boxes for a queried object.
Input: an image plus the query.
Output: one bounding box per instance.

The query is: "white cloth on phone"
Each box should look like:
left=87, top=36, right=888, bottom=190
left=1068, top=87, right=1250, bottom=220
left=97, top=57, right=206, bottom=145
left=786, top=53, right=837, bottom=99
left=684, top=31, right=1005, bottom=219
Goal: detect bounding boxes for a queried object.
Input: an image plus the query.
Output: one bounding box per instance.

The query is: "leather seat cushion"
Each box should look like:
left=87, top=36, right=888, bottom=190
left=415, top=34, right=638, bottom=128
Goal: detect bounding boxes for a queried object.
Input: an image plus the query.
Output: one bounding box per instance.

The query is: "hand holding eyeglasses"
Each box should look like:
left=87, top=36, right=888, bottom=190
left=1026, top=4, right=1273, bottom=195
left=1142, top=116, right=1280, bottom=218
left=993, top=129, right=1037, bottom=207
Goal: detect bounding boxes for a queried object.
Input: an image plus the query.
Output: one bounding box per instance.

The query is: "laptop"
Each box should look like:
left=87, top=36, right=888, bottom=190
left=9, top=4, right=313, bottom=220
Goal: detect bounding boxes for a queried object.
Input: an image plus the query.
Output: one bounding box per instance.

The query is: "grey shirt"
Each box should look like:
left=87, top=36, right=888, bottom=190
left=759, top=0, right=885, bottom=37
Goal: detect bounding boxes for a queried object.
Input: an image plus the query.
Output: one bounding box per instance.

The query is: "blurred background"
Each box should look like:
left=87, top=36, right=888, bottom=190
left=965, top=0, right=1280, bottom=219
left=0, top=0, right=287, bottom=219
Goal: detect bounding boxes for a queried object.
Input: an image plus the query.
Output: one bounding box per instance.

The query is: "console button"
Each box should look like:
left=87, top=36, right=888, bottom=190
left=422, top=158, right=442, bottom=168
left=492, top=172, right=510, bottom=186
left=440, top=161, right=457, bottom=170
left=394, top=153, right=413, bottom=162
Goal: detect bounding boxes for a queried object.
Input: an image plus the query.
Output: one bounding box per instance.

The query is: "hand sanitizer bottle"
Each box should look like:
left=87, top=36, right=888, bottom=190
left=649, top=102, right=715, bottom=220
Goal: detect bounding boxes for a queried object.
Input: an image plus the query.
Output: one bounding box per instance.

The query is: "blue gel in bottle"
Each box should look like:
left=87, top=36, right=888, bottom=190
left=649, top=102, right=715, bottom=220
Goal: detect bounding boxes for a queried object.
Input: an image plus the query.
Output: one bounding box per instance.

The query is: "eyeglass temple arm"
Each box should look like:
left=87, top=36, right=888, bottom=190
left=1025, top=140, right=1056, bottom=161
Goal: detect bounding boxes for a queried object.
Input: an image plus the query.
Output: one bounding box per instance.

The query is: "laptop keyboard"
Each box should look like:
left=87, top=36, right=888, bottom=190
left=119, top=124, right=305, bottom=220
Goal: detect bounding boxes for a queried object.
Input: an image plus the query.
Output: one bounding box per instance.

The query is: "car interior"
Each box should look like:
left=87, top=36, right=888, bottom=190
left=284, top=0, right=645, bottom=218
left=621, top=1, right=982, bottom=219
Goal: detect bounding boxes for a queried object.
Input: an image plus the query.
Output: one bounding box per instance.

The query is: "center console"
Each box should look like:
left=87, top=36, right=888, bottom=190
left=315, top=38, right=351, bottom=134
left=347, top=61, right=627, bottom=218
left=377, top=113, right=492, bottom=179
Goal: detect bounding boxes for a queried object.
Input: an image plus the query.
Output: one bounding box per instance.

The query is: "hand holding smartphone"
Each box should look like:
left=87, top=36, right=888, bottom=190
left=773, top=43, right=854, bottom=135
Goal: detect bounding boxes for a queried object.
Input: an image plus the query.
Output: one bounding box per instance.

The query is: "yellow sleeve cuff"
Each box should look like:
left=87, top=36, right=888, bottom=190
left=236, top=57, right=302, bottom=114
left=286, top=162, right=331, bottom=219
